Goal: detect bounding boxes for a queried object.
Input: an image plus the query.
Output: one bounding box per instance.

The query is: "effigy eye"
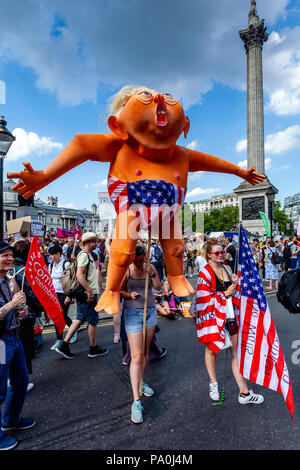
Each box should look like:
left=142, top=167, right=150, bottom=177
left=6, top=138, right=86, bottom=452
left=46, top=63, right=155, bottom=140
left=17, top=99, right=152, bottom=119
left=136, top=91, right=153, bottom=104
left=163, top=93, right=177, bottom=105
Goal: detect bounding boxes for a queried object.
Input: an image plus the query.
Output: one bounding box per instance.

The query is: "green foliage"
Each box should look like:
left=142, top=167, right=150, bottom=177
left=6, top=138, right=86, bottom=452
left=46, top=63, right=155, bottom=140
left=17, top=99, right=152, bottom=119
left=204, top=206, right=239, bottom=233
left=273, top=201, right=293, bottom=235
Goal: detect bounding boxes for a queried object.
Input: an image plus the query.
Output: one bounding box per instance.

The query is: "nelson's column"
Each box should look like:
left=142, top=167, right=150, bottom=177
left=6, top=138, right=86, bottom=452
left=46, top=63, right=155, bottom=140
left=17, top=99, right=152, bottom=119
left=234, top=0, right=278, bottom=236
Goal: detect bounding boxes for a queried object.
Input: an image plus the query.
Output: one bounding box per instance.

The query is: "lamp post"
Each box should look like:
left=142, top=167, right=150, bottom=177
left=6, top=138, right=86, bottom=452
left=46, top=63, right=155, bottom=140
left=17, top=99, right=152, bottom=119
left=0, top=116, right=15, bottom=240
left=266, top=187, right=276, bottom=240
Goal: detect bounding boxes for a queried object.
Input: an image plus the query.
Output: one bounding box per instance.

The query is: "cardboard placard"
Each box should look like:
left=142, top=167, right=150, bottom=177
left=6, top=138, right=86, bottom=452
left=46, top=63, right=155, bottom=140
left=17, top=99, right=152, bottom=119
left=6, top=216, right=31, bottom=235
left=30, top=220, right=44, bottom=237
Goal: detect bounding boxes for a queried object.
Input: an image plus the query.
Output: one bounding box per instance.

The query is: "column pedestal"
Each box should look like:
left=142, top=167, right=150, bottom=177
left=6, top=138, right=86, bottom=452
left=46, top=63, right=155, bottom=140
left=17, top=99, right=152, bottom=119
left=234, top=178, right=278, bottom=236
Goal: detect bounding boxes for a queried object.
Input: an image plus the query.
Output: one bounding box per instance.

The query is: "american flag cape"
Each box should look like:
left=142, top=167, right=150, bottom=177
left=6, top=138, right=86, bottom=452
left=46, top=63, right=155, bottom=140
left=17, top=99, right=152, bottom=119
left=232, top=225, right=294, bottom=419
left=196, top=263, right=228, bottom=354
left=107, top=175, right=186, bottom=230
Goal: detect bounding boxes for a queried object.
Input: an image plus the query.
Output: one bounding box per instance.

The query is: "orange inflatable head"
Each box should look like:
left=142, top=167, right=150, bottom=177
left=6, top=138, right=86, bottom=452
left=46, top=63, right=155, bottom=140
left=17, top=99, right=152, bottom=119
left=108, top=85, right=190, bottom=150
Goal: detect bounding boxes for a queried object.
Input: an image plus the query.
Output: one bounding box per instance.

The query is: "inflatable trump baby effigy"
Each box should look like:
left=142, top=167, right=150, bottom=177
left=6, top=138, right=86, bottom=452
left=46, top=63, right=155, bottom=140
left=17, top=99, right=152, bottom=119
left=7, top=86, right=265, bottom=314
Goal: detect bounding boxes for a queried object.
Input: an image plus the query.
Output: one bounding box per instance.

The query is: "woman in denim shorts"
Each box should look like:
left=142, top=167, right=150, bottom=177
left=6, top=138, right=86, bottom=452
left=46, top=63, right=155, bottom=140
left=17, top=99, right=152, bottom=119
left=120, top=245, right=161, bottom=424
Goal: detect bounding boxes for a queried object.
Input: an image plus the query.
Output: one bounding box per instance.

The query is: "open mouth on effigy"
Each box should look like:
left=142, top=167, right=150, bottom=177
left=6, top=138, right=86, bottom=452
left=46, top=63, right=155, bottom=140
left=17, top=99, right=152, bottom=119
left=156, top=102, right=168, bottom=127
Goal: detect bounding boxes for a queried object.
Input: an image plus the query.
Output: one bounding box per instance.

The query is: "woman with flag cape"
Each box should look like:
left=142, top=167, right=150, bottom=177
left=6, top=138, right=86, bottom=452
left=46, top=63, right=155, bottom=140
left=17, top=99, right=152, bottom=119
left=195, top=237, right=264, bottom=405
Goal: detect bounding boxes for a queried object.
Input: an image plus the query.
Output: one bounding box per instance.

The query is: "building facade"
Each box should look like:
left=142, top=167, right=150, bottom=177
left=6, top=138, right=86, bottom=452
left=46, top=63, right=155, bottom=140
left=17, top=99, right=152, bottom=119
left=284, top=193, right=300, bottom=225
left=189, top=192, right=239, bottom=214
left=97, top=191, right=116, bottom=234
left=3, top=180, right=100, bottom=234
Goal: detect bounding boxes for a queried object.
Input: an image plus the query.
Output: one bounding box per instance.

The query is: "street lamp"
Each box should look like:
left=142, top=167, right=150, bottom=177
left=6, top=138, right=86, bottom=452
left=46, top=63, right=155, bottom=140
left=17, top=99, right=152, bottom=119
left=0, top=116, right=15, bottom=240
left=266, top=187, right=276, bottom=239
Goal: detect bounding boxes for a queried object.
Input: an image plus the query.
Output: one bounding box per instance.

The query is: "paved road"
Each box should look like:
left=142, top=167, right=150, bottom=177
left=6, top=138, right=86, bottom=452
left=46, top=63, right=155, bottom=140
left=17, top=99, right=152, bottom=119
left=7, top=277, right=300, bottom=451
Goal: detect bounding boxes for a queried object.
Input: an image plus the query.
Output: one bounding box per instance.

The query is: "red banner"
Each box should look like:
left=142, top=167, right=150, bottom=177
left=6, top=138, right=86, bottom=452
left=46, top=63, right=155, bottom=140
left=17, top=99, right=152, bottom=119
left=56, top=228, right=82, bottom=239
left=25, top=235, right=65, bottom=334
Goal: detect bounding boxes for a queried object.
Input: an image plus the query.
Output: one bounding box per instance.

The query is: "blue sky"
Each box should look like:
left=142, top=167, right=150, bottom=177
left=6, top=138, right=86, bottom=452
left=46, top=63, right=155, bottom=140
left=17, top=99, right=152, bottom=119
left=1, top=0, right=300, bottom=211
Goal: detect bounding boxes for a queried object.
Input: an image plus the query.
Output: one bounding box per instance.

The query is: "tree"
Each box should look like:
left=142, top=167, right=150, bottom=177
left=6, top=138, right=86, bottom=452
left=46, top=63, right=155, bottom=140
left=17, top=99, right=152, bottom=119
left=273, top=201, right=293, bottom=235
left=204, top=206, right=239, bottom=232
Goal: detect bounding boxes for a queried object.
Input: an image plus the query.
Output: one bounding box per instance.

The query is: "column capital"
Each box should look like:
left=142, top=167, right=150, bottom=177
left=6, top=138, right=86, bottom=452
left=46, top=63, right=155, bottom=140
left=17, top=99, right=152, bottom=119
left=239, top=19, right=268, bottom=52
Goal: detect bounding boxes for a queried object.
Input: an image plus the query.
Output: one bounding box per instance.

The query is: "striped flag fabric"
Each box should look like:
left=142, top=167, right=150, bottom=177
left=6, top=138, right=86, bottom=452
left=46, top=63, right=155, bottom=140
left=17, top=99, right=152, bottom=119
left=232, top=225, right=294, bottom=418
left=196, top=263, right=227, bottom=354
left=107, top=174, right=186, bottom=230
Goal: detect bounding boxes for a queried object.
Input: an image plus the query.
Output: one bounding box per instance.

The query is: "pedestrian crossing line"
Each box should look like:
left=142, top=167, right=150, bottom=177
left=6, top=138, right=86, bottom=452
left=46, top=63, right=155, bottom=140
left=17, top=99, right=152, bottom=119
left=42, top=321, right=114, bottom=335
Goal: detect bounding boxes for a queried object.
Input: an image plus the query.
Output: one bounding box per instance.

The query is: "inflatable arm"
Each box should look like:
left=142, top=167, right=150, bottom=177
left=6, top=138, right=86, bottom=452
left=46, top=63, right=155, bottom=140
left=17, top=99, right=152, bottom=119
left=7, top=133, right=123, bottom=199
left=187, top=148, right=265, bottom=185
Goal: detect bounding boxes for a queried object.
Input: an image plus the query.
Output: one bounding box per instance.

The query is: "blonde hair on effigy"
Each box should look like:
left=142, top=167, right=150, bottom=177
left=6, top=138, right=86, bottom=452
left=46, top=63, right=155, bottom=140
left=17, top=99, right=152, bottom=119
left=108, top=85, right=158, bottom=117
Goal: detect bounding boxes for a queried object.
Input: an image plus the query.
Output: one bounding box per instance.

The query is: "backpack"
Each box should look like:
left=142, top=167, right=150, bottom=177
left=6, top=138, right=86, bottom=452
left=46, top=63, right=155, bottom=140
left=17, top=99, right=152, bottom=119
left=60, top=253, right=92, bottom=299
left=269, top=249, right=280, bottom=265
left=153, top=244, right=163, bottom=262
left=283, top=243, right=292, bottom=261
left=277, top=268, right=300, bottom=314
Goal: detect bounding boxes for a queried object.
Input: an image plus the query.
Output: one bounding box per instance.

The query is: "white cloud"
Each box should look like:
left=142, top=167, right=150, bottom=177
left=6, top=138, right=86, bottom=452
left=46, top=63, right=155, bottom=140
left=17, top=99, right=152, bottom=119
left=265, top=158, right=272, bottom=170
left=0, top=0, right=288, bottom=108
left=237, top=159, right=247, bottom=169
left=265, top=125, right=300, bottom=154
left=187, top=140, right=199, bottom=150
left=236, top=139, right=247, bottom=153
left=84, top=179, right=107, bottom=189
left=186, top=187, right=220, bottom=199
left=264, top=27, right=300, bottom=115
left=236, top=125, right=300, bottom=157
left=6, top=128, right=63, bottom=161
left=189, top=171, right=204, bottom=181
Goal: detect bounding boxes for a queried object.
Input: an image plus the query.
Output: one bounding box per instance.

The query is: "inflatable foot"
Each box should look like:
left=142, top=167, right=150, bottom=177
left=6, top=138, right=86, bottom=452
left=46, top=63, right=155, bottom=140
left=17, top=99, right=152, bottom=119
left=167, top=275, right=195, bottom=297
left=95, top=290, right=121, bottom=315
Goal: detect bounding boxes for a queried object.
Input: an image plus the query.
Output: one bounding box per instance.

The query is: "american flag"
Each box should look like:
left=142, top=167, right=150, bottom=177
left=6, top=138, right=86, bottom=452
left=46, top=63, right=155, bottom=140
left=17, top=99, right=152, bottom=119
left=233, top=225, right=294, bottom=418
left=107, top=175, right=186, bottom=230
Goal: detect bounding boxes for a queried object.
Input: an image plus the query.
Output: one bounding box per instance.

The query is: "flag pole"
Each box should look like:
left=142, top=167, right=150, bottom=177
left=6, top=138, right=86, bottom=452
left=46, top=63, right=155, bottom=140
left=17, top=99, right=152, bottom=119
left=140, top=229, right=152, bottom=396
left=233, top=222, right=242, bottom=275
left=72, top=233, right=78, bottom=258
left=21, top=268, right=26, bottom=291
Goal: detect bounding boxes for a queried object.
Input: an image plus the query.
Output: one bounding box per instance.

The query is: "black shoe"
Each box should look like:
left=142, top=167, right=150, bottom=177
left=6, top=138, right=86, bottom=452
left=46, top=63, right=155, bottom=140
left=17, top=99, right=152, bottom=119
left=55, top=341, right=75, bottom=359
left=151, top=347, right=167, bottom=362
left=88, top=345, right=108, bottom=358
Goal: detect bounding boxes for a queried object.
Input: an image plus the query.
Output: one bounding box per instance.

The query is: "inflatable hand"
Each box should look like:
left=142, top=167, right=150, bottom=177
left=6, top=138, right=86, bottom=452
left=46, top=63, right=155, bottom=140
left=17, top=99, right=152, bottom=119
left=240, top=166, right=265, bottom=185
left=7, top=163, right=48, bottom=198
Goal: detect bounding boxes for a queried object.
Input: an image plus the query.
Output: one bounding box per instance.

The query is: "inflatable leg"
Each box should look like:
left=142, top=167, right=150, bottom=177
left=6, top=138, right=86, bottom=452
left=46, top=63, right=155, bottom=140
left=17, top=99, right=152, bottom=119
left=95, top=211, right=139, bottom=314
left=160, top=217, right=194, bottom=297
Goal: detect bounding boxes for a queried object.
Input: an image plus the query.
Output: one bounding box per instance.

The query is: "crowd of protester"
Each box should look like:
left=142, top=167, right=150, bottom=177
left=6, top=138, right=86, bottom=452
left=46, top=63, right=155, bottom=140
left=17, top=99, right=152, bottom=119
left=1, top=227, right=300, bottom=448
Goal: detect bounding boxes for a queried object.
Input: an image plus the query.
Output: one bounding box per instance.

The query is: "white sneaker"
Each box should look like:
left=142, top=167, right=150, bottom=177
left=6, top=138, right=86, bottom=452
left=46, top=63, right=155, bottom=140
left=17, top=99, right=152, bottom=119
left=209, top=382, right=219, bottom=401
left=238, top=389, right=264, bottom=405
left=27, top=383, right=35, bottom=393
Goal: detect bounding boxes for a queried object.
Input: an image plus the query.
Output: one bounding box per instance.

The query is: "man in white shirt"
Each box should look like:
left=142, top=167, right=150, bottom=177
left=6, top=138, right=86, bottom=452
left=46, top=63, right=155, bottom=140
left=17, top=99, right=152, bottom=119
left=48, top=245, right=76, bottom=351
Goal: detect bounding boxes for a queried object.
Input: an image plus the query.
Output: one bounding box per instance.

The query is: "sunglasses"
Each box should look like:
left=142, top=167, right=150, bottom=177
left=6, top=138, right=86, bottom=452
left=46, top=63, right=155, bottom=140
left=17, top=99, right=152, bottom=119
left=210, top=250, right=225, bottom=256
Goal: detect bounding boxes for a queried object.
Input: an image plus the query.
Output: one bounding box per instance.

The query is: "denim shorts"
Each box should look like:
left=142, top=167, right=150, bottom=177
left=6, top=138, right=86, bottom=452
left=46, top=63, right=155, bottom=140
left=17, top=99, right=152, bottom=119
left=76, top=295, right=99, bottom=326
left=124, top=306, right=157, bottom=334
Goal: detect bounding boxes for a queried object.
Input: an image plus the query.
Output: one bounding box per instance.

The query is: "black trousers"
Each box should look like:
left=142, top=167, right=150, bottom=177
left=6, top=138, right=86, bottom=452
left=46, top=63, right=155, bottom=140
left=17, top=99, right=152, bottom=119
left=19, top=317, right=35, bottom=375
left=55, top=293, right=73, bottom=340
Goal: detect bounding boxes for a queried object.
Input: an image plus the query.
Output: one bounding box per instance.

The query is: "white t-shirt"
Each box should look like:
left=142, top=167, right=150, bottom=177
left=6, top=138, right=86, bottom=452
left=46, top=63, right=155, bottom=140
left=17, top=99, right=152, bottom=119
left=195, top=255, right=207, bottom=272
left=62, top=244, right=68, bottom=255
left=50, top=259, right=70, bottom=293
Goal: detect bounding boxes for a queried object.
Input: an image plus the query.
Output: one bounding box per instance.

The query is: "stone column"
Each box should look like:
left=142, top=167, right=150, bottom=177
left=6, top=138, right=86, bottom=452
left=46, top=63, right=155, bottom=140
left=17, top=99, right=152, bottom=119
left=247, top=43, right=265, bottom=173
left=239, top=3, right=268, bottom=174
left=234, top=2, right=278, bottom=237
